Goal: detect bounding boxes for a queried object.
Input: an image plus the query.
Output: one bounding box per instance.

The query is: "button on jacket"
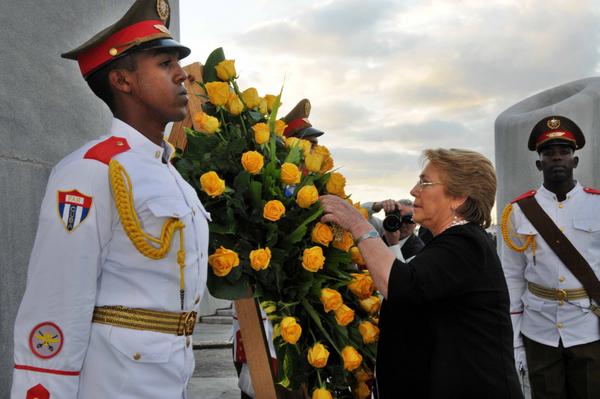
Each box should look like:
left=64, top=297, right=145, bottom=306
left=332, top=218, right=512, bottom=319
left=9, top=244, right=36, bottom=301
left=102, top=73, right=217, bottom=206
left=501, top=183, right=600, bottom=348
left=11, top=119, right=209, bottom=398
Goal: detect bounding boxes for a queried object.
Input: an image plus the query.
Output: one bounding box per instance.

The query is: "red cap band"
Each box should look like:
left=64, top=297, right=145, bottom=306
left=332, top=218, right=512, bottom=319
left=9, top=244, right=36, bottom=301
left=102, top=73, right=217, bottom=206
left=77, top=20, right=169, bottom=77
left=283, top=118, right=310, bottom=137
left=536, top=130, right=576, bottom=148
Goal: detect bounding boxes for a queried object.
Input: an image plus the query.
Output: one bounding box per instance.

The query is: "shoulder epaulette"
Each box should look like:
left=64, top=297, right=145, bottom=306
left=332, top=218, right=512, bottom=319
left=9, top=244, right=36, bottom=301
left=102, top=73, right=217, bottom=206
left=583, top=187, right=600, bottom=195
left=511, top=190, right=537, bottom=203
left=84, top=136, right=130, bottom=165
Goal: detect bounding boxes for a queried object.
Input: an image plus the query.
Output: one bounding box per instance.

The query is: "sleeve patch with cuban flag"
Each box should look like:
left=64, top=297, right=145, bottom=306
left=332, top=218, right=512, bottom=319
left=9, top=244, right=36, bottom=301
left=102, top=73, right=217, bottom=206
left=57, top=190, right=93, bottom=232
left=26, top=384, right=50, bottom=399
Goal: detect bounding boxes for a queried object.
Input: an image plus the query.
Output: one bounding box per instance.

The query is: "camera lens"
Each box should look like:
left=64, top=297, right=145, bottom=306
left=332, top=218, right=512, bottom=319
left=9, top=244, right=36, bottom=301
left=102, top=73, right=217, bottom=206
left=383, top=213, right=402, bottom=232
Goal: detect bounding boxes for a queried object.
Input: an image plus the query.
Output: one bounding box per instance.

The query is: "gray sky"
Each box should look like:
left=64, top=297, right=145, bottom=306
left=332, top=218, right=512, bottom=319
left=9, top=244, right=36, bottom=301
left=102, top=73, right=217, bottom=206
left=180, top=0, right=600, bottom=204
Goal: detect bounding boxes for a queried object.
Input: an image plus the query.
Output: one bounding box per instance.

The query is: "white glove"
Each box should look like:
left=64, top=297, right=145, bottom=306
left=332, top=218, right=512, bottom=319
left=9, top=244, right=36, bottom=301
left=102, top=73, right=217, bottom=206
left=514, top=346, right=528, bottom=376
left=514, top=346, right=531, bottom=398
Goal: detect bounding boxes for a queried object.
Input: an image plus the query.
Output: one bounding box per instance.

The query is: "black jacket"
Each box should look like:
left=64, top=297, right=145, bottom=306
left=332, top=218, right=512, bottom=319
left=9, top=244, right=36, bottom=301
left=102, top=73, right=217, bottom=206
left=376, top=223, right=523, bottom=399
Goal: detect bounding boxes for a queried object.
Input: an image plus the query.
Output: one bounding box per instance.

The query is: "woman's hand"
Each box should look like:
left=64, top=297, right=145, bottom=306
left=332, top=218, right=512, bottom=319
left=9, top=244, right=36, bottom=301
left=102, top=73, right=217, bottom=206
left=319, top=195, right=372, bottom=238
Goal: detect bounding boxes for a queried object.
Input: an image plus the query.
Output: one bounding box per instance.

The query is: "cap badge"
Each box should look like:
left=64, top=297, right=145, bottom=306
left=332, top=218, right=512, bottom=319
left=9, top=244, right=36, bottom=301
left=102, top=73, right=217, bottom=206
left=154, top=24, right=170, bottom=34
left=156, top=0, right=170, bottom=22
left=547, top=132, right=566, bottom=138
left=547, top=118, right=560, bottom=129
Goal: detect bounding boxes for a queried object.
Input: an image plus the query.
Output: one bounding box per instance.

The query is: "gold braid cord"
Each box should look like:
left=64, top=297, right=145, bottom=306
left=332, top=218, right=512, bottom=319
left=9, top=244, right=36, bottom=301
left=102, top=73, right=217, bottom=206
left=500, top=203, right=536, bottom=260
left=109, top=159, right=187, bottom=308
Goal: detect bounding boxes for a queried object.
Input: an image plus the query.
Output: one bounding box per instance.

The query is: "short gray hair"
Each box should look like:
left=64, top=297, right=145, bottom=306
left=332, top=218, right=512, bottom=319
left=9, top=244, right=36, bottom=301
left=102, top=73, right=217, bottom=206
left=398, top=199, right=413, bottom=207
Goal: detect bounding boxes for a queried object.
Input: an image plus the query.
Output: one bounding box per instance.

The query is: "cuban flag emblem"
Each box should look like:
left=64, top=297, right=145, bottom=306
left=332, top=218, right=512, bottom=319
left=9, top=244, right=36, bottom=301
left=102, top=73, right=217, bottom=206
left=57, top=190, right=93, bottom=232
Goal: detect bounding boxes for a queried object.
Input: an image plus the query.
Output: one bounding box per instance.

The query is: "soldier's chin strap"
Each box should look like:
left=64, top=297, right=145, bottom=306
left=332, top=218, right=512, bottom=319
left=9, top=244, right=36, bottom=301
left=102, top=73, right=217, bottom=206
left=109, top=159, right=187, bottom=310
left=501, top=203, right=537, bottom=265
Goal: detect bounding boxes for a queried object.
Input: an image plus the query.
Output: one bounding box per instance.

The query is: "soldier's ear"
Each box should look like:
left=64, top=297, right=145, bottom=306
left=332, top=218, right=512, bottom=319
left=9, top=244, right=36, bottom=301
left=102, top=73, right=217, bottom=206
left=535, top=159, right=542, bottom=171
left=573, top=155, right=579, bottom=169
left=108, top=69, right=132, bottom=94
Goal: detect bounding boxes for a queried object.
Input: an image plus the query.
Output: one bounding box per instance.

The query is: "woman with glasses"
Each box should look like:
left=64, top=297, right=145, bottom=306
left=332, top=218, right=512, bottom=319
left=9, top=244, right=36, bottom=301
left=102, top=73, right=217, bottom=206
left=320, top=148, right=523, bottom=399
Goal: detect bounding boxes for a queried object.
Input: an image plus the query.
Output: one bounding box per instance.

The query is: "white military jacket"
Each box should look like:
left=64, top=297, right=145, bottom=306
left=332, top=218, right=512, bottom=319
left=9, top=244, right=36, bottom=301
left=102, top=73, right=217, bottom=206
left=11, top=119, right=209, bottom=398
left=500, top=183, right=600, bottom=349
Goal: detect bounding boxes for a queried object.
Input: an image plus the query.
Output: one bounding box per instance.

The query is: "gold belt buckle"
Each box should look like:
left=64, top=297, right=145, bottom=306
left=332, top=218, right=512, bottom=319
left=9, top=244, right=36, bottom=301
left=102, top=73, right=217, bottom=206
left=556, top=289, right=568, bottom=301
left=178, top=311, right=197, bottom=336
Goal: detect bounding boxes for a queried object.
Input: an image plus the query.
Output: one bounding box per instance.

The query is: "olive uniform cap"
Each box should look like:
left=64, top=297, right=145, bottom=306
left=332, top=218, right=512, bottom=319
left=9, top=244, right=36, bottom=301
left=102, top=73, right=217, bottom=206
left=282, top=99, right=325, bottom=139
left=61, top=0, right=190, bottom=79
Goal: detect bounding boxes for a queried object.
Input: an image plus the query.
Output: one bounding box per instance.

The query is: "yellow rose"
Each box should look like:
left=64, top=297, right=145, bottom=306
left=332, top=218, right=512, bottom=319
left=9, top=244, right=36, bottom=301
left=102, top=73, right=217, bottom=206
left=307, top=342, right=330, bottom=368
left=334, top=304, right=355, bottom=326
left=341, top=346, right=363, bottom=371
left=312, top=388, right=333, bottom=399
left=285, top=136, right=301, bottom=149
left=264, top=94, right=278, bottom=112
left=215, top=59, right=237, bottom=81
left=263, top=200, right=286, bottom=222
left=350, top=246, right=365, bottom=265
left=354, top=382, right=371, bottom=399
left=348, top=273, right=375, bottom=299
left=296, top=185, right=319, bottom=209
left=358, top=321, right=380, bottom=344
left=241, top=87, right=261, bottom=109
left=319, top=288, right=343, bottom=313
left=252, top=122, right=270, bottom=145
left=226, top=92, right=244, bottom=116
left=258, top=97, right=268, bottom=115
left=311, top=222, right=334, bottom=246
left=354, top=367, right=374, bottom=383
left=332, top=231, right=354, bottom=252
left=326, top=172, right=346, bottom=197
left=193, top=112, right=220, bottom=134
left=370, top=316, right=379, bottom=325
left=249, top=247, right=271, bottom=271
left=261, top=300, right=277, bottom=315
left=304, top=152, right=323, bottom=173
left=200, top=171, right=225, bottom=198
left=358, top=207, right=369, bottom=220
left=302, top=246, right=325, bottom=272
left=359, top=296, right=381, bottom=315
left=280, top=162, right=301, bottom=185
left=241, top=151, right=264, bottom=175
left=281, top=316, right=302, bottom=344
left=313, top=144, right=330, bottom=157
left=274, top=119, right=287, bottom=137
left=204, top=81, right=230, bottom=106
left=299, top=139, right=312, bottom=157
left=320, top=155, right=334, bottom=173
left=208, top=246, right=240, bottom=277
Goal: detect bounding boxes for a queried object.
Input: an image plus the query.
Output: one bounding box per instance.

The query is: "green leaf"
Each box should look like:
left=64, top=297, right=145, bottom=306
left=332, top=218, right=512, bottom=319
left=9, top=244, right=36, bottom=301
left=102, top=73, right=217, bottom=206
left=203, top=47, right=226, bottom=83
left=283, top=144, right=302, bottom=165
left=302, top=299, right=341, bottom=354
left=283, top=208, right=324, bottom=247
left=207, top=267, right=250, bottom=300
left=233, top=171, right=251, bottom=195
left=249, top=181, right=263, bottom=210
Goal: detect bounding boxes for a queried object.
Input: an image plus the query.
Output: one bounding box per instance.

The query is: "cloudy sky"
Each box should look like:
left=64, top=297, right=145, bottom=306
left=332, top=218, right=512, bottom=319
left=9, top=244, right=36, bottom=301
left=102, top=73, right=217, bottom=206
left=180, top=0, right=600, bottom=206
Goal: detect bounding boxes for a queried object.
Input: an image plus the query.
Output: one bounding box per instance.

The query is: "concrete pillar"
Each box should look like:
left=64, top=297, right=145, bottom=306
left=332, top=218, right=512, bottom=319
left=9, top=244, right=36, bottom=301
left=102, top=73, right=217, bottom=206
left=495, top=77, right=600, bottom=222
left=0, top=1, right=181, bottom=396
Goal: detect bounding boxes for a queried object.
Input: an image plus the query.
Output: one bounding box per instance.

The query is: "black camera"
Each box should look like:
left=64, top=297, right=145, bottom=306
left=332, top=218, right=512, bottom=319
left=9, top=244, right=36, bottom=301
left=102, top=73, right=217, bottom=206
left=382, top=210, right=414, bottom=232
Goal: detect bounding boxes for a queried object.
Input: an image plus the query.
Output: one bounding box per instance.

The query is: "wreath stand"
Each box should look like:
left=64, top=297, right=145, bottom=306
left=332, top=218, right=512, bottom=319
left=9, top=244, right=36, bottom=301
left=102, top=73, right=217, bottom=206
left=168, top=62, right=280, bottom=399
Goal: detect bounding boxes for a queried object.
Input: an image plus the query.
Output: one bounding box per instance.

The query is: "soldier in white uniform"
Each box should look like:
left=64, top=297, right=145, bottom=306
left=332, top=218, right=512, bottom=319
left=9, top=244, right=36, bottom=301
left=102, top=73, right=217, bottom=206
left=500, top=115, right=600, bottom=399
left=10, top=1, right=209, bottom=398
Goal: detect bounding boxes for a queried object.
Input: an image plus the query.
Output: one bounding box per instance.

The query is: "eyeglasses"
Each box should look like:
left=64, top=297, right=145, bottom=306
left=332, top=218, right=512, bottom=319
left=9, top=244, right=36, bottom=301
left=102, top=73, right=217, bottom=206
left=414, top=178, right=443, bottom=192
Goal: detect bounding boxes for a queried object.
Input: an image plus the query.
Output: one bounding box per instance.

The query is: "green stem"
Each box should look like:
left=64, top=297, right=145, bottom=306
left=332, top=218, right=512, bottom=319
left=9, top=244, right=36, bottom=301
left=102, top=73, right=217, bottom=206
left=218, top=108, right=229, bottom=137
left=316, top=370, right=323, bottom=387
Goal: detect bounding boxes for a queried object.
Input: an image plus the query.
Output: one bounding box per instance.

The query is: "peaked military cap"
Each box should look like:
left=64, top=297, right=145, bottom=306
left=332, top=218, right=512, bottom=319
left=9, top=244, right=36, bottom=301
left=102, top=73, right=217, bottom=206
left=61, top=0, right=190, bottom=79
left=528, top=115, right=585, bottom=151
left=282, top=99, right=325, bottom=139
